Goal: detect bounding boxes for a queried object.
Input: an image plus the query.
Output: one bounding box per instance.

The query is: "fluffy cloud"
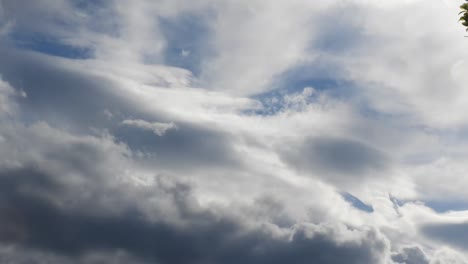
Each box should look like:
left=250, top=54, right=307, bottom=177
left=392, top=246, right=429, bottom=264
left=0, top=117, right=391, bottom=264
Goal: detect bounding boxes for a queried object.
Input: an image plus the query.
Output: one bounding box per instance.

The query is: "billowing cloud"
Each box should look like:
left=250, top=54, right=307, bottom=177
left=0, top=120, right=390, bottom=264
left=392, top=246, right=429, bottom=264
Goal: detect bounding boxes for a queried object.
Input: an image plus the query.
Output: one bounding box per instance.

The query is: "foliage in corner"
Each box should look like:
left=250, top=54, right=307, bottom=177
left=460, top=2, right=468, bottom=32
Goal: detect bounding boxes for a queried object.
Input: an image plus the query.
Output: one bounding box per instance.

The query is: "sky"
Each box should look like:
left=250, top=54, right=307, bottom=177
left=0, top=0, right=468, bottom=263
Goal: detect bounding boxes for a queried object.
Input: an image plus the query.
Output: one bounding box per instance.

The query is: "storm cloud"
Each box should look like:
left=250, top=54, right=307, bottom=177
left=0, top=141, right=388, bottom=264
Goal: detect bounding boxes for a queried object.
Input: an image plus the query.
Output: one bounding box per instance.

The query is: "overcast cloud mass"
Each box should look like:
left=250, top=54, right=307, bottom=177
left=1, top=0, right=468, bottom=263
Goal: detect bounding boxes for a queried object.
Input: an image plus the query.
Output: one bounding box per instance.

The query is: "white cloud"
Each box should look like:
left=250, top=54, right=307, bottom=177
left=121, top=119, right=177, bottom=136
left=0, top=77, right=21, bottom=116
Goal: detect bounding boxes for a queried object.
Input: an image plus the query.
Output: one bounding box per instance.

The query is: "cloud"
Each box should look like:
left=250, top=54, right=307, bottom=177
left=422, top=222, right=468, bottom=251
left=280, top=136, right=390, bottom=186
left=115, top=121, right=244, bottom=172
left=391, top=246, right=429, bottom=264
left=0, top=193, right=391, bottom=264
left=332, top=0, right=468, bottom=129
left=431, top=247, right=468, bottom=264
left=1, top=0, right=468, bottom=262
left=121, top=119, right=177, bottom=136
left=0, top=180, right=390, bottom=264
left=0, top=78, right=15, bottom=115
left=0, top=120, right=391, bottom=264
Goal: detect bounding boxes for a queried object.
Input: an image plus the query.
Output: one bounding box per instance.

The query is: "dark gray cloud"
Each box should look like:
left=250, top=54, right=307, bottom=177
left=421, top=222, right=468, bottom=251
left=280, top=136, right=390, bottom=185
left=0, top=247, right=147, bottom=264
left=0, top=166, right=389, bottom=264
left=392, top=247, right=430, bottom=264
left=0, top=167, right=232, bottom=262
left=0, top=0, right=77, bottom=36
left=0, top=46, right=243, bottom=172
left=0, top=46, right=145, bottom=131
left=115, top=121, right=243, bottom=171
left=0, top=119, right=390, bottom=263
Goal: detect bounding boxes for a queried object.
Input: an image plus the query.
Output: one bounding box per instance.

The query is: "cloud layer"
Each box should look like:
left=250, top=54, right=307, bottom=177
left=1, top=0, right=468, bottom=263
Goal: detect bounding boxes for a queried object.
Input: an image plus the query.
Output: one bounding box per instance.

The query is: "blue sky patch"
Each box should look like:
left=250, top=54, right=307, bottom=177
left=341, top=192, right=374, bottom=213
left=11, top=33, right=92, bottom=59
left=424, top=200, right=468, bottom=213
left=268, top=57, right=355, bottom=97
left=160, top=12, right=214, bottom=76
left=247, top=61, right=355, bottom=116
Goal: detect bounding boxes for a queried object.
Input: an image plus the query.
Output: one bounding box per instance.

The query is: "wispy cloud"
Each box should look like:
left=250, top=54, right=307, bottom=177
left=121, top=119, right=177, bottom=136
